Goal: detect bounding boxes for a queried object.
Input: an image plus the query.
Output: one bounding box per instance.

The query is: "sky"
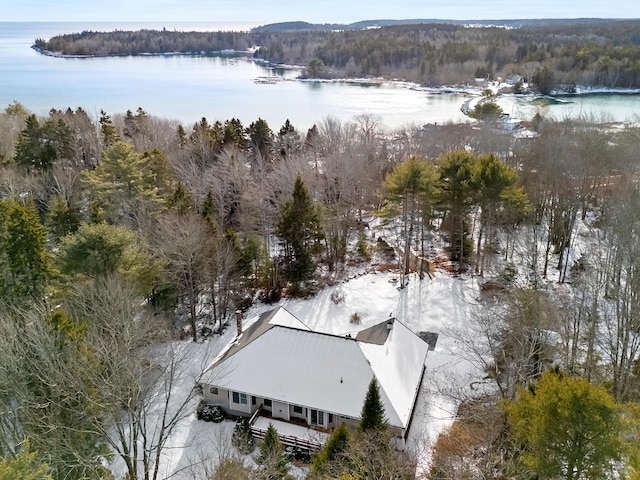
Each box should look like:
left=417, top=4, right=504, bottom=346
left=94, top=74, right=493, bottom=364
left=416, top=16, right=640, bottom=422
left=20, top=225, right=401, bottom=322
left=3, top=0, right=639, bottom=24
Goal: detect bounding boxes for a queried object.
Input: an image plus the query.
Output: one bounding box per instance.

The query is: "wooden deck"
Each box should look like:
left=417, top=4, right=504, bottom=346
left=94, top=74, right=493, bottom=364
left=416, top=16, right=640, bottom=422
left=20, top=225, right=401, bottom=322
left=249, top=407, right=329, bottom=452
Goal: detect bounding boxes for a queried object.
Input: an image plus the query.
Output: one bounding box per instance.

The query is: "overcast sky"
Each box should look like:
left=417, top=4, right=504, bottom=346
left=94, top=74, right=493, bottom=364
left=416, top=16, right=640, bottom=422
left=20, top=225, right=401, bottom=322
left=4, top=0, right=639, bottom=23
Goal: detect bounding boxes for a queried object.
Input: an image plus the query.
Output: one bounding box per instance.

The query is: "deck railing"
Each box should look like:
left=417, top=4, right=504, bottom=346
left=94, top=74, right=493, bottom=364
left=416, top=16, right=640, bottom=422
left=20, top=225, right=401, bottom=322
left=248, top=405, right=324, bottom=451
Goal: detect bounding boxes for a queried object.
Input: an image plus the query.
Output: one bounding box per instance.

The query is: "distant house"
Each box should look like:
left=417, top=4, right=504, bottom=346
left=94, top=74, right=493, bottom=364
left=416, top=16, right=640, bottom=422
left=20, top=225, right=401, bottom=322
left=506, top=74, right=523, bottom=86
left=198, top=306, right=429, bottom=450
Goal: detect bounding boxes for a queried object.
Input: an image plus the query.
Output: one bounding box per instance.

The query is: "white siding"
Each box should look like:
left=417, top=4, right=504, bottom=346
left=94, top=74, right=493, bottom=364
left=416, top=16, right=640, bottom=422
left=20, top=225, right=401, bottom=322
left=272, top=400, right=290, bottom=421
left=229, top=391, right=252, bottom=414
left=203, top=385, right=228, bottom=407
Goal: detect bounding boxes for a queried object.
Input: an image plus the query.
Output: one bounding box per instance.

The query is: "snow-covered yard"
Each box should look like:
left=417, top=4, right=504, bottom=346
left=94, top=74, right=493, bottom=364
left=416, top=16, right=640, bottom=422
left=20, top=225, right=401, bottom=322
left=115, top=269, right=484, bottom=479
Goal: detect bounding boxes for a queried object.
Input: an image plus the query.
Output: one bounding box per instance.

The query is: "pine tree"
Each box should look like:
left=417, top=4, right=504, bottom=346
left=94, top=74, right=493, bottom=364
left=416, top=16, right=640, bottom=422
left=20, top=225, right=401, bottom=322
left=247, top=117, right=273, bottom=159
left=255, top=424, right=290, bottom=479
left=505, top=368, right=623, bottom=480
left=278, top=118, right=295, bottom=137
left=176, top=124, right=187, bottom=148
left=0, top=198, right=50, bottom=303
left=99, top=110, right=117, bottom=147
left=0, top=439, right=52, bottom=480
left=166, top=182, right=193, bottom=215
left=200, top=191, right=216, bottom=227
left=14, top=114, right=74, bottom=171
left=223, top=118, right=247, bottom=148
left=56, top=222, right=157, bottom=295
left=45, top=194, right=82, bottom=241
left=359, top=379, right=386, bottom=432
left=276, top=175, right=321, bottom=284
left=311, top=423, right=350, bottom=475
left=437, top=150, right=480, bottom=263
left=82, top=141, right=167, bottom=224
left=384, top=155, right=439, bottom=285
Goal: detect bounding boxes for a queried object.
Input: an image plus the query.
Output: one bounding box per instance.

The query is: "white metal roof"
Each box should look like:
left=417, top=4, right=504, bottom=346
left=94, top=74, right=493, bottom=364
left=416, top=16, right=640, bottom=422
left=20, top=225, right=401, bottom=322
left=358, top=320, right=429, bottom=428
left=201, top=309, right=428, bottom=430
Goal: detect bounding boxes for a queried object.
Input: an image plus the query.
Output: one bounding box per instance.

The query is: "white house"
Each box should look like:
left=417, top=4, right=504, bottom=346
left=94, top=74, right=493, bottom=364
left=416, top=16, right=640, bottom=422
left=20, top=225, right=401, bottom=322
left=198, top=306, right=429, bottom=450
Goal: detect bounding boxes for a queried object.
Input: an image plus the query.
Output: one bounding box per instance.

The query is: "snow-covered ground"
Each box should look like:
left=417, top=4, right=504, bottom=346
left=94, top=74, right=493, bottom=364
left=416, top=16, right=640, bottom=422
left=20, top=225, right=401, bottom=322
left=118, top=268, right=484, bottom=480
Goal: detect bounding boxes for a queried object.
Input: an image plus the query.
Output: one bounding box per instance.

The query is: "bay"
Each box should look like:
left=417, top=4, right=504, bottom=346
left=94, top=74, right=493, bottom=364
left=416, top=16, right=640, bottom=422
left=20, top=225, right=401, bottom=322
left=1, top=21, right=639, bottom=131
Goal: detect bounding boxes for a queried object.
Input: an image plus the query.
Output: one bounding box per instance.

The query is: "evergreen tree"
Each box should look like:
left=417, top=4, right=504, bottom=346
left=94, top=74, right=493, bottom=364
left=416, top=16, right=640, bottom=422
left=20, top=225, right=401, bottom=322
left=123, top=107, right=149, bottom=141
left=5, top=101, right=29, bottom=116
left=246, top=118, right=273, bottom=158
left=359, top=379, right=386, bottom=432
left=505, top=368, right=623, bottom=480
left=56, top=222, right=157, bottom=295
left=166, top=182, right=193, bottom=215
left=437, top=150, right=480, bottom=264
left=534, top=64, right=556, bottom=95
left=0, top=198, right=49, bottom=303
left=82, top=141, right=168, bottom=224
left=200, top=191, right=215, bottom=226
left=45, top=194, right=82, bottom=241
left=468, top=100, right=504, bottom=121
left=277, top=119, right=300, bottom=157
left=305, top=124, right=319, bottom=152
left=311, top=423, right=350, bottom=475
left=276, top=175, right=321, bottom=284
left=98, top=110, right=117, bottom=147
left=223, top=118, right=247, bottom=148
left=0, top=439, right=52, bottom=480
left=14, top=114, right=74, bottom=171
left=255, top=424, right=290, bottom=480
left=473, top=154, right=524, bottom=274
left=175, top=124, right=187, bottom=148
left=278, top=119, right=295, bottom=137
left=384, top=155, right=439, bottom=285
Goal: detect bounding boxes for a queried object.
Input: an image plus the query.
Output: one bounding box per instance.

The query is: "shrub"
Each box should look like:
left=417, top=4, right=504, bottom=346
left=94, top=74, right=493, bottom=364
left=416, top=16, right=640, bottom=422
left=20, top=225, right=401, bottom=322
left=232, top=417, right=255, bottom=454
left=357, top=234, right=371, bottom=261
left=196, top=401, right=224, bottom=422
left=330, top=291, right=345, bottom=305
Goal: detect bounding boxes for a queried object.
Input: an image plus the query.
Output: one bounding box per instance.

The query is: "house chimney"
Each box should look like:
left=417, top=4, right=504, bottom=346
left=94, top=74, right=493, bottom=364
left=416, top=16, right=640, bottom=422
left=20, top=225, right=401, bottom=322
left=236, top=310, right=243, bottom=336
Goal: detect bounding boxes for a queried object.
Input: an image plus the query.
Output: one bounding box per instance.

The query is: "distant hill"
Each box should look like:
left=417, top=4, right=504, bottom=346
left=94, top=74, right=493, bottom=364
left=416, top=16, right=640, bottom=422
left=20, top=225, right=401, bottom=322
left=252, top=17, right=623, bottom=32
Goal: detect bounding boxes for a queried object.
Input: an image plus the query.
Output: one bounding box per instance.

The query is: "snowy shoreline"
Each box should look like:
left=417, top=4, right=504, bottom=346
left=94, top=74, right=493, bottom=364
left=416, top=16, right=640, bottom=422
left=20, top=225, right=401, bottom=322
left=31, top=45, right=640, bottom=99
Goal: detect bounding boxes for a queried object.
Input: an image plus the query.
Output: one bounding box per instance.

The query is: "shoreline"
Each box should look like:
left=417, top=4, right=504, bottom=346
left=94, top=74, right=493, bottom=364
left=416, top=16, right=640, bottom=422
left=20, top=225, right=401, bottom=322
left=31, top=44, right=254, bottom=59
left=31, top=45, right=640, bottom=99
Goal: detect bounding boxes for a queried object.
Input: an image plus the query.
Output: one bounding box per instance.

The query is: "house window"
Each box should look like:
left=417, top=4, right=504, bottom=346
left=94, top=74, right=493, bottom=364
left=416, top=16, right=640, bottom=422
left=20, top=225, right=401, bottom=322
left=252, top=396, right=256, bottom=406
left=232, top=392, right=247, bottom=405
left=293, top=405, right=303, bottom=414
left=311, top=409, right=324, bottom=425
left=264, top=399, right=272, bottom=407
left=209, top=387, right=218, bottom=395
left=328, top=413, right=334, bottom=424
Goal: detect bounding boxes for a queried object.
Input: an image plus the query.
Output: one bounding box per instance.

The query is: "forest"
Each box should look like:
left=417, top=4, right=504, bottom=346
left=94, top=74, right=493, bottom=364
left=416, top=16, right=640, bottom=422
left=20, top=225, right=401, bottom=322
left=2, top=96, right=640, bottom=480
left=34, top=19, right=640, bottom=90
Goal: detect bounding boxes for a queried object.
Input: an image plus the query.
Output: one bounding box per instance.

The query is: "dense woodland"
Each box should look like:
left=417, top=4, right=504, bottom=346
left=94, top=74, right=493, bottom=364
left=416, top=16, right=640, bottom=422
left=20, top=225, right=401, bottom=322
left=3, top=95, right=640, bottom=479
left=35, top=19, right=640, bottom=90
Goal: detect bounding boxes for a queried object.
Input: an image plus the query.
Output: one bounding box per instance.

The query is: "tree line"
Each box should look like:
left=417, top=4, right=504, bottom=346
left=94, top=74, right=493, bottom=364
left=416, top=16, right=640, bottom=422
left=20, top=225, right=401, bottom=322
left=35, top=19, right=640, bottom=90
left=3, top=99, right=640, bottom=478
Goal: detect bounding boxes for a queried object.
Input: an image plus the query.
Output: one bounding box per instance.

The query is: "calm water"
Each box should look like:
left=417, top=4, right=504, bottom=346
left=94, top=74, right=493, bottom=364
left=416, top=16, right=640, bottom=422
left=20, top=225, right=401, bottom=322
left=1, top=22, right=639, bottom=131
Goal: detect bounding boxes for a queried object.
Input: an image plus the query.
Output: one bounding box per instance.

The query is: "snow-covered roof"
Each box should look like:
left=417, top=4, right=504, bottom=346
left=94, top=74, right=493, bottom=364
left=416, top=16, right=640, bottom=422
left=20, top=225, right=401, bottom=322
left=358, top=319, right=429, bottom=429
left=201, top=308, right=428, bottom=430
